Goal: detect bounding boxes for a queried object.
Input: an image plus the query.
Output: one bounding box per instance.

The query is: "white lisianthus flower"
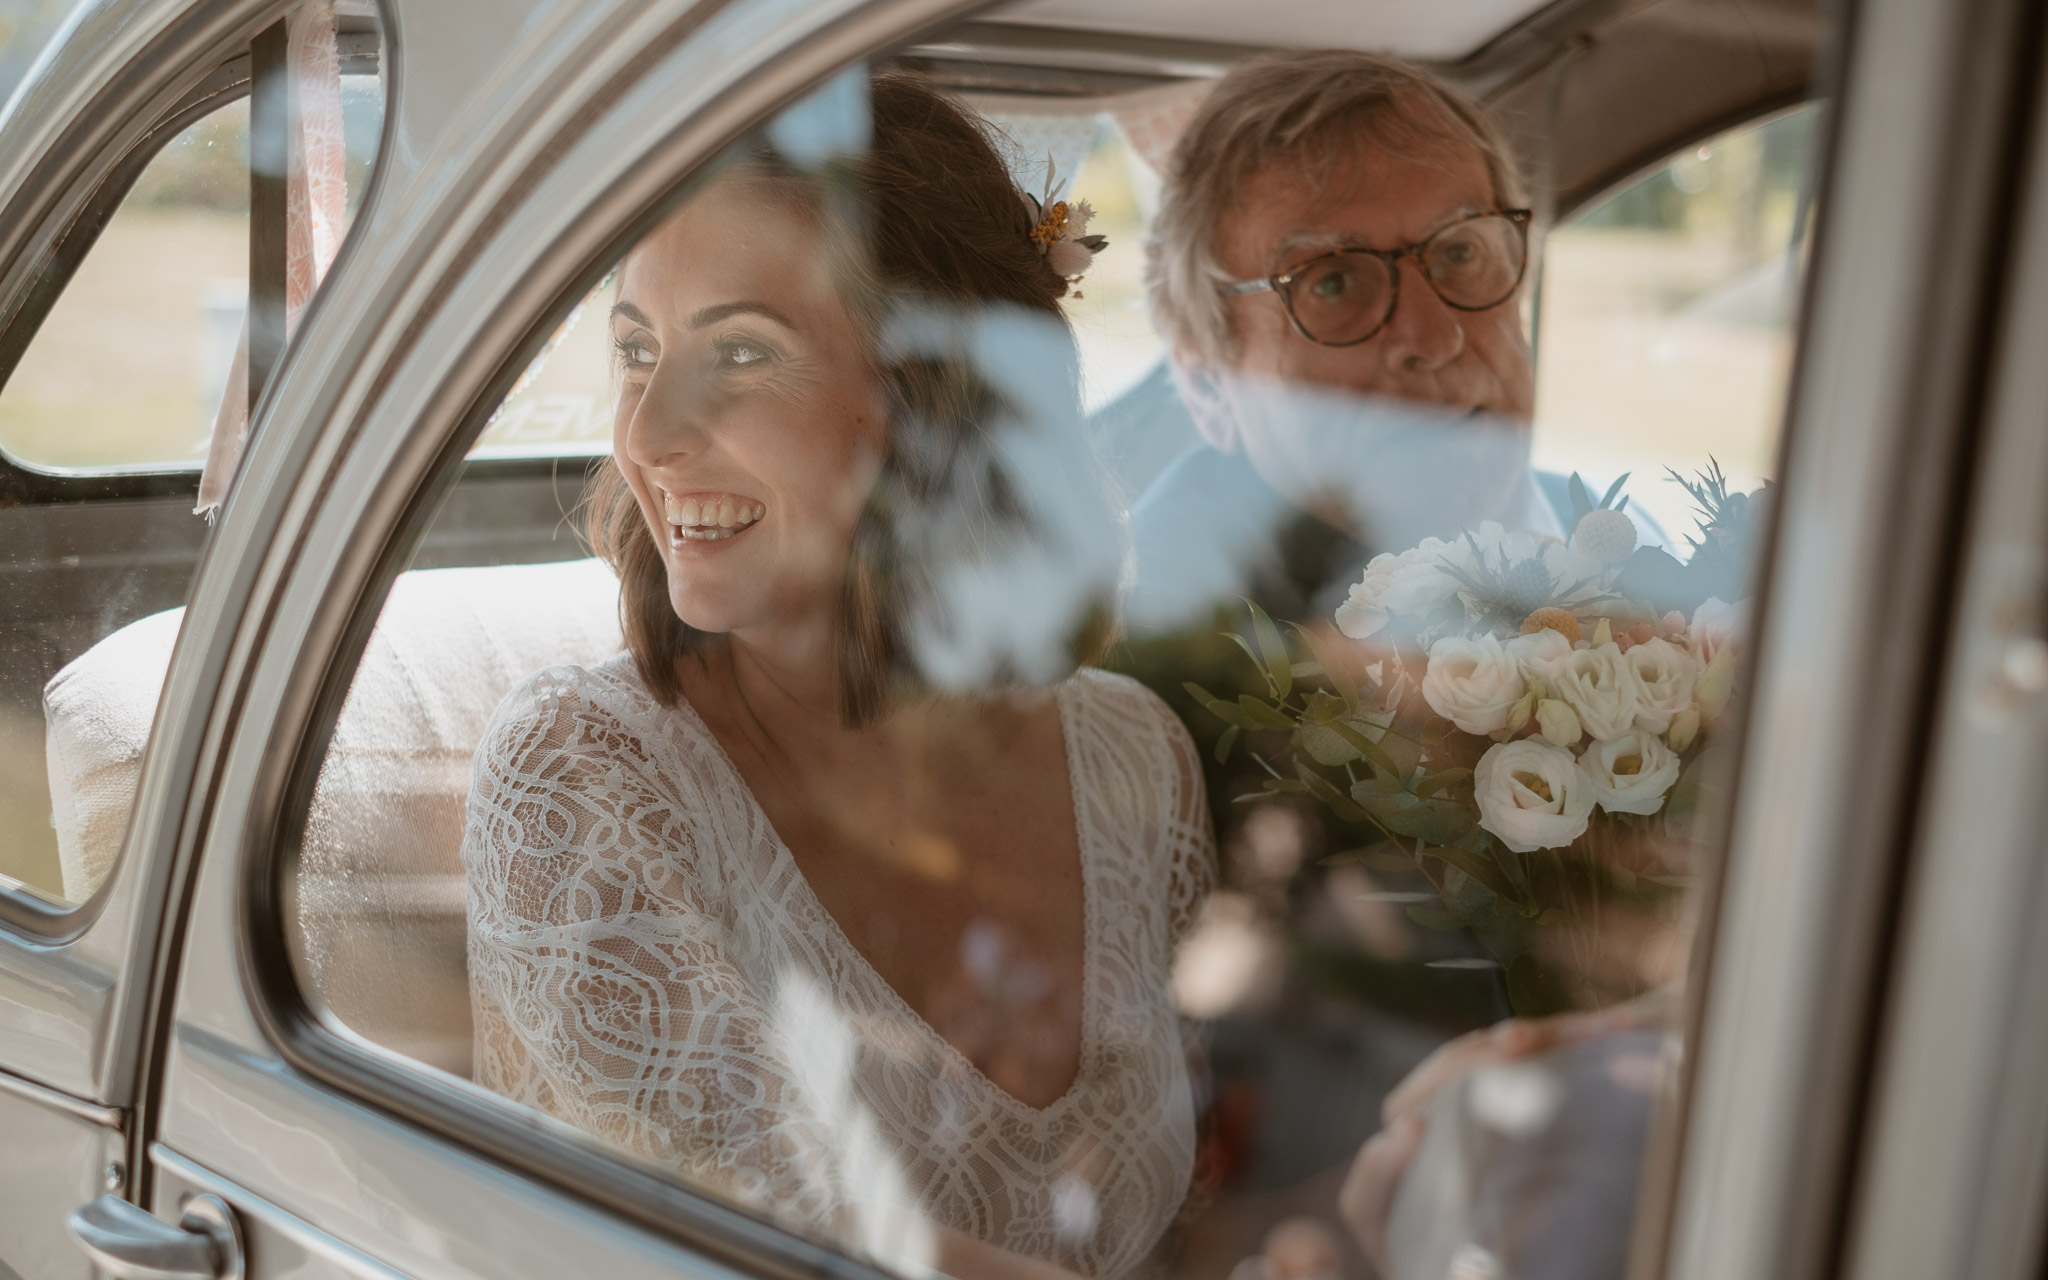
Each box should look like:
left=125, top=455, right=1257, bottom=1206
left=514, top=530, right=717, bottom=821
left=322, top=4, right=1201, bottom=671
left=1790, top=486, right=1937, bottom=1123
left=1421, top=634, right=1529, bottom=735
left=1687, top=597, right=1749, bottom=665
left=1474, top=739, right=1596, bottom=852
left=1536, top=642, right=1644, bottom=741
left=1506, top=627, right=1573, bottom=672
left=1334, top=581, right=1389, bottom=640
left=1334, top=540, right=1459, bottom=638
left=1626, top=637, right=1700, bottom=733
left=1581, top=728, right=1682, bottom=815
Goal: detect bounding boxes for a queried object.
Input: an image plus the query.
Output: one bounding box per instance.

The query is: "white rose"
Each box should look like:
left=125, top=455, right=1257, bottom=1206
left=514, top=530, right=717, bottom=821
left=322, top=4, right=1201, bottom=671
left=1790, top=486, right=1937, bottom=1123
left=1687, top=597, right=1749, bottom=665
left=1581, top=728, right=1682, bottom=815
left=1537, top=642, right=1643, bottom=741
left=1474, top=739, right=1596, bottom=852
left=1625, top=637, right=1700, bottom=733
left=1421, top=634, right=1528, bottom=735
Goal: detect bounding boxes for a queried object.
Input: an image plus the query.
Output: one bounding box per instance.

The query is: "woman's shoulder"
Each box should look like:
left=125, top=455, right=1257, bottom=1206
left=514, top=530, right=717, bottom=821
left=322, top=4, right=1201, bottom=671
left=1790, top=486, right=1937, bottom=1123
left=475, top=652, right=682, bottom=774
left=1064, top=666, right=1186, bottom=738
left=485, top=652, right=653, bottom=730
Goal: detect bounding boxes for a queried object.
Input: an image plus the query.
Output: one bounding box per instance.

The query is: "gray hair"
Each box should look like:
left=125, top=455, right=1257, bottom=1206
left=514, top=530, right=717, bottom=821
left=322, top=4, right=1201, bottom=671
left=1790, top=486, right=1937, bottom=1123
left=1145, top=50, right=1528, bottom=367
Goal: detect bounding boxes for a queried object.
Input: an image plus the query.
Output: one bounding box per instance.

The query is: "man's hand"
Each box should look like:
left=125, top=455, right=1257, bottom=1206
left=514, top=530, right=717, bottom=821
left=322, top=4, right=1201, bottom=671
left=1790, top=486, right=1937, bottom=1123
left=1334, top=1004, right=1654, bottom=1275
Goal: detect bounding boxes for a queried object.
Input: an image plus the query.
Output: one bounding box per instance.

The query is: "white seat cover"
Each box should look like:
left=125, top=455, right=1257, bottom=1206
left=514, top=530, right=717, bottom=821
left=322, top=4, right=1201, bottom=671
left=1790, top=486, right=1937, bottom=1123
left=44, top=557, right=623, bottom=1075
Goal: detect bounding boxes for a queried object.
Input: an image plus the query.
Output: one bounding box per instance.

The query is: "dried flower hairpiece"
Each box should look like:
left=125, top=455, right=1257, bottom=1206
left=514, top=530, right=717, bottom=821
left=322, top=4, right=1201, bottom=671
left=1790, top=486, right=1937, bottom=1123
left=1022, top=156, right=1108, bottom=290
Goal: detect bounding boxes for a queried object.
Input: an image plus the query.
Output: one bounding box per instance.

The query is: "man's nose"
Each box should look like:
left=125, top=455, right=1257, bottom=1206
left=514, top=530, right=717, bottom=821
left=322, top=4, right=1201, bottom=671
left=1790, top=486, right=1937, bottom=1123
left=1376, top=256, right=1466, bottom=375
left=621, top=359, right=712, bottom=467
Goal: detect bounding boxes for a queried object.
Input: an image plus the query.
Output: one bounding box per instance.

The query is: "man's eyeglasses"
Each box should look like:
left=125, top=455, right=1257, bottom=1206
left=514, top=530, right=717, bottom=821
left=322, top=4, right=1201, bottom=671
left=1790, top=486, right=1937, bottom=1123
left=1224, top=209, right=1533, bottom=348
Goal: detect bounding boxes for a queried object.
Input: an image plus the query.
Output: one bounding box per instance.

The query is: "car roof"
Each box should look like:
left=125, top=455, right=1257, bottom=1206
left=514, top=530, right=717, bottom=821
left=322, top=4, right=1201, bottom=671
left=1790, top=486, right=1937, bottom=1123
left=990, top=0, right=1556, bottom=63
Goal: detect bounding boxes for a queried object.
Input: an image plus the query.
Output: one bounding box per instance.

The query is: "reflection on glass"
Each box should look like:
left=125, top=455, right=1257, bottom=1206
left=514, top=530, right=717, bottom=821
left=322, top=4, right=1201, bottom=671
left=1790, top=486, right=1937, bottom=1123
left=290, top=36, right=1811, bottom=1280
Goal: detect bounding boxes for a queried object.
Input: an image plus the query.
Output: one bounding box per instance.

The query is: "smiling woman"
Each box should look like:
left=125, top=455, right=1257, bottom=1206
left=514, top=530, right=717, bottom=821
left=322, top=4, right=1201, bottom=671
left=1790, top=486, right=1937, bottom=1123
left=453, top=72, right=1207, bottom=1280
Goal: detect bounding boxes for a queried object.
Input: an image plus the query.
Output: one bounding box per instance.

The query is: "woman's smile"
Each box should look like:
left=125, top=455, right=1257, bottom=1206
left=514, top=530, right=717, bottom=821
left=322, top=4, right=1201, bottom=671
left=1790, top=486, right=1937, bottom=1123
left=660, top=487, right=767, bottom=546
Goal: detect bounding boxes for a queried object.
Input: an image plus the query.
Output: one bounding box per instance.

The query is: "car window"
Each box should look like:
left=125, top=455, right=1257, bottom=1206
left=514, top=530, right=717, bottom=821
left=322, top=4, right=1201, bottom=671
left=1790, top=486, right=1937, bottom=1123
left=1535, top=105, right=1818, bottom=537
left=0, top=73, right=383, bottom=473
left=279, top=11, right=1826, bottom=1280
left=1, top=53, right=385, bottom=908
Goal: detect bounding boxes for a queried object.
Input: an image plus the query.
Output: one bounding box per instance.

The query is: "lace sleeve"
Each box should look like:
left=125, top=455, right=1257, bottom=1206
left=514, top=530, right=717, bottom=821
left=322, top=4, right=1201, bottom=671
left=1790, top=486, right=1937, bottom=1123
left=462, top=668, right=845, bottom=1231
left=1080, top=670, right=1217, bottom=944
left=1154, top=688, right=1217, bottom=946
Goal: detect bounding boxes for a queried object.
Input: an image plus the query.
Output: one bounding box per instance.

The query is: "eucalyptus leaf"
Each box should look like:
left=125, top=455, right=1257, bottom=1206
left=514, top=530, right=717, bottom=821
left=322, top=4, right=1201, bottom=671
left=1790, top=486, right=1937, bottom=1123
left=1601, top=472, right=1632, bottom=508
left=1286, top=621, right=1360, bottom=705
left=1331, top=720, right=1401, bottom=781
left=1405, top=906, right=1465, bottom=933
left=1297, top=764, right=1372, bottom=822
left=1246, top=600, right=1293, bottom=699
left=1222, top=632, right=1277, bottom=695
left=1213, top=724, right=1241, bottom=765
left=1237, top=695, right=1297, bottom=732
left=1428, top=844, right=1521, bottom=902
left=1415, top=767, right=1473, bottom=799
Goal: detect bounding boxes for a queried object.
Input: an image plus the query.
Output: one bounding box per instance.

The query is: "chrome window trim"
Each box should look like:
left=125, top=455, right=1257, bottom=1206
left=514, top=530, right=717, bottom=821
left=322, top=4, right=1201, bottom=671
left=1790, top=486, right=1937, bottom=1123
left=1660, top=0, right=2048, bottom=1277
left=0, top=1063, right=127, bottom=1128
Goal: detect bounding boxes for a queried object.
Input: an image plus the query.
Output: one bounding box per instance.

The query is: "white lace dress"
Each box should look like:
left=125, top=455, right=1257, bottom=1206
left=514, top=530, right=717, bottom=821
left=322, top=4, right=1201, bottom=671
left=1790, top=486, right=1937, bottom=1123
left=462, top=655, right=1216, bottom=1278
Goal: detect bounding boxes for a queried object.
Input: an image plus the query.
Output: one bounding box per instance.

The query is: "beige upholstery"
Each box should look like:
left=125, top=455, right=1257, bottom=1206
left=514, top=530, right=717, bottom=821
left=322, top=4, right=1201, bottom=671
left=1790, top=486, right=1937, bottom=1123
left=44, top=557, right=623, bottom=1076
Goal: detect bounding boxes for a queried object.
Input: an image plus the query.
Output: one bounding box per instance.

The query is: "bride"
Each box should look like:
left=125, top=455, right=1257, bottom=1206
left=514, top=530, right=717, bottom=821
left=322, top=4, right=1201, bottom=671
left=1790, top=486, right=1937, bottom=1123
left=462, top=74, right=1215, bottom=1280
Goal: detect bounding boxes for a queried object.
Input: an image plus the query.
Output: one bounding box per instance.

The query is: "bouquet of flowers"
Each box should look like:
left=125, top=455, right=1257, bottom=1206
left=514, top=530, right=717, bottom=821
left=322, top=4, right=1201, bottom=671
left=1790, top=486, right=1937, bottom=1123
left=1189, top=465, right=1765, bottom=1009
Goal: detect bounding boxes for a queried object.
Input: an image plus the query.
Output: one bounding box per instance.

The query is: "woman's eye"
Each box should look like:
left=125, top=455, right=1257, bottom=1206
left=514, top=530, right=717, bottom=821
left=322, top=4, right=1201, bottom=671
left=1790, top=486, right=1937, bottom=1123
left=717, top=340, right=773, bottom=368
left=614, top=337, right=657, bottom=369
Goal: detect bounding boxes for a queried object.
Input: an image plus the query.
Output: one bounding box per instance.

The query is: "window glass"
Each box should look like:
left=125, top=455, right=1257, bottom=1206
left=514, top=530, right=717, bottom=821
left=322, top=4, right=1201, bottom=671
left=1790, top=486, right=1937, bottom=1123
left=3, top=58, right=385, bottom=906
left=287, top=13, right=1823, bottom=1280
left=1535, top=105, right=1817, bottom=536
left=0, top=72, right=384, bottom=473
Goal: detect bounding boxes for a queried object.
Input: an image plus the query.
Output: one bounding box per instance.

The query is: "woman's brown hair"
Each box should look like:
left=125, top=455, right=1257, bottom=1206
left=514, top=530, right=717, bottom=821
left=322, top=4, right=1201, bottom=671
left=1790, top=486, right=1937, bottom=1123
left=586, top=72, right=1111, bottom=723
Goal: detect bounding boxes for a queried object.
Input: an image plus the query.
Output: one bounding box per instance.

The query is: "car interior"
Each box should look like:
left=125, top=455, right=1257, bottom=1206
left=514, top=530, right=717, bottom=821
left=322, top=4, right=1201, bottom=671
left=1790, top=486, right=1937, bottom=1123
left=6, top=0, right=1821, bottom=1157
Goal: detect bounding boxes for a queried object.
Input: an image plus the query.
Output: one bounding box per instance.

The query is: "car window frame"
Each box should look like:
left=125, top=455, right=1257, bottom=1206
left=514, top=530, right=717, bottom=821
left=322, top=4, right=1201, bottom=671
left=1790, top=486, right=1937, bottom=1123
left=180, top=5, right=1918, bottom=1280
left=0, top=27, right=383, bottom=502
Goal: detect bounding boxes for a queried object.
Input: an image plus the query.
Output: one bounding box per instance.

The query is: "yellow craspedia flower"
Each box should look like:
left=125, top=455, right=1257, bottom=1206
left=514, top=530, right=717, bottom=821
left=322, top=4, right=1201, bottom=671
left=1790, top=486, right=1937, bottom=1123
left=1520, top=607, right=1583, bottom=645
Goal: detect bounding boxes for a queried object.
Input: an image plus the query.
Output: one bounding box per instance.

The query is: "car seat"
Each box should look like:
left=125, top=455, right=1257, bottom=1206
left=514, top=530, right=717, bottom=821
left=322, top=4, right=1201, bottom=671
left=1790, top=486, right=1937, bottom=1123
left=43, top=556, right=623, bottom=1077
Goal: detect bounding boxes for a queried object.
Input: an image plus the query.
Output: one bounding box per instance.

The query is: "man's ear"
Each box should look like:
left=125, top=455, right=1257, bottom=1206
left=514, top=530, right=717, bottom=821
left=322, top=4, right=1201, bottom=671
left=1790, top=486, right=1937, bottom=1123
left=1170, top=353, right=1240, bottom=454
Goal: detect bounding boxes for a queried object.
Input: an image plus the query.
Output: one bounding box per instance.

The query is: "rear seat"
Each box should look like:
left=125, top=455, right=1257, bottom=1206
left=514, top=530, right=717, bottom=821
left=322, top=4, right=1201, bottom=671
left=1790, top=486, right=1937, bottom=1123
left=44, top=557, right=623, bottom=1077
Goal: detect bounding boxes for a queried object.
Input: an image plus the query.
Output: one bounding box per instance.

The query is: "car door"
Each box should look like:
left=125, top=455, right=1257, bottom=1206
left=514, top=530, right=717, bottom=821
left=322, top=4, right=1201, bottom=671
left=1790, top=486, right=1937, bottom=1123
left=0, top=4, right=383, bottom=1279
left=53, top=1, right=2048, bottom=1280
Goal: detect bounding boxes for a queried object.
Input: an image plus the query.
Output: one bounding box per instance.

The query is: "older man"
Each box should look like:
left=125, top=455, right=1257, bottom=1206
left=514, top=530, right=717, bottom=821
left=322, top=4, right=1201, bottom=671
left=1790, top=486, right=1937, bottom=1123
left=1127, top=49, right=1574, bottom=636
left=1126, top=50, right=1660, bottom=1280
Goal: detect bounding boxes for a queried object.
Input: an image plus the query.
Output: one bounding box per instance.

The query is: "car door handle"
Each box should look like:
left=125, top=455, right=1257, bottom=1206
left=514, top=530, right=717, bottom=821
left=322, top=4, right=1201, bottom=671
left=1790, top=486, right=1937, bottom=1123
left=67, top=1193, right=243, bottom=1280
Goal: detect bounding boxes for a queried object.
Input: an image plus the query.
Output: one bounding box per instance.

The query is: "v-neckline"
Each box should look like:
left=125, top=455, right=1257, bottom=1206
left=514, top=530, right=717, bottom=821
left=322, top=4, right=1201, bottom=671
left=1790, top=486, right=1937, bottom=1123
left=668, top=676, right=1100, bottom=1120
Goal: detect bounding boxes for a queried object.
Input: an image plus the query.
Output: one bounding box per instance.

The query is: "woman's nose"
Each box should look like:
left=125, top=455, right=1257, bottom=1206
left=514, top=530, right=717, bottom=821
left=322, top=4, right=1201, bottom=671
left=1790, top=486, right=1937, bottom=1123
left=1377, top=257, right=1466, bottom=375
left=620, top=359, right=712, bottom=466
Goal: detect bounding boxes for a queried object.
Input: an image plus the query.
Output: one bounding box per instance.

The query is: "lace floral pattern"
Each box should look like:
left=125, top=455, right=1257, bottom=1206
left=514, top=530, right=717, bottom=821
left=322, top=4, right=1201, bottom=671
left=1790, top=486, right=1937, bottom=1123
left=464, top=655, right=1215, bottom=1277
